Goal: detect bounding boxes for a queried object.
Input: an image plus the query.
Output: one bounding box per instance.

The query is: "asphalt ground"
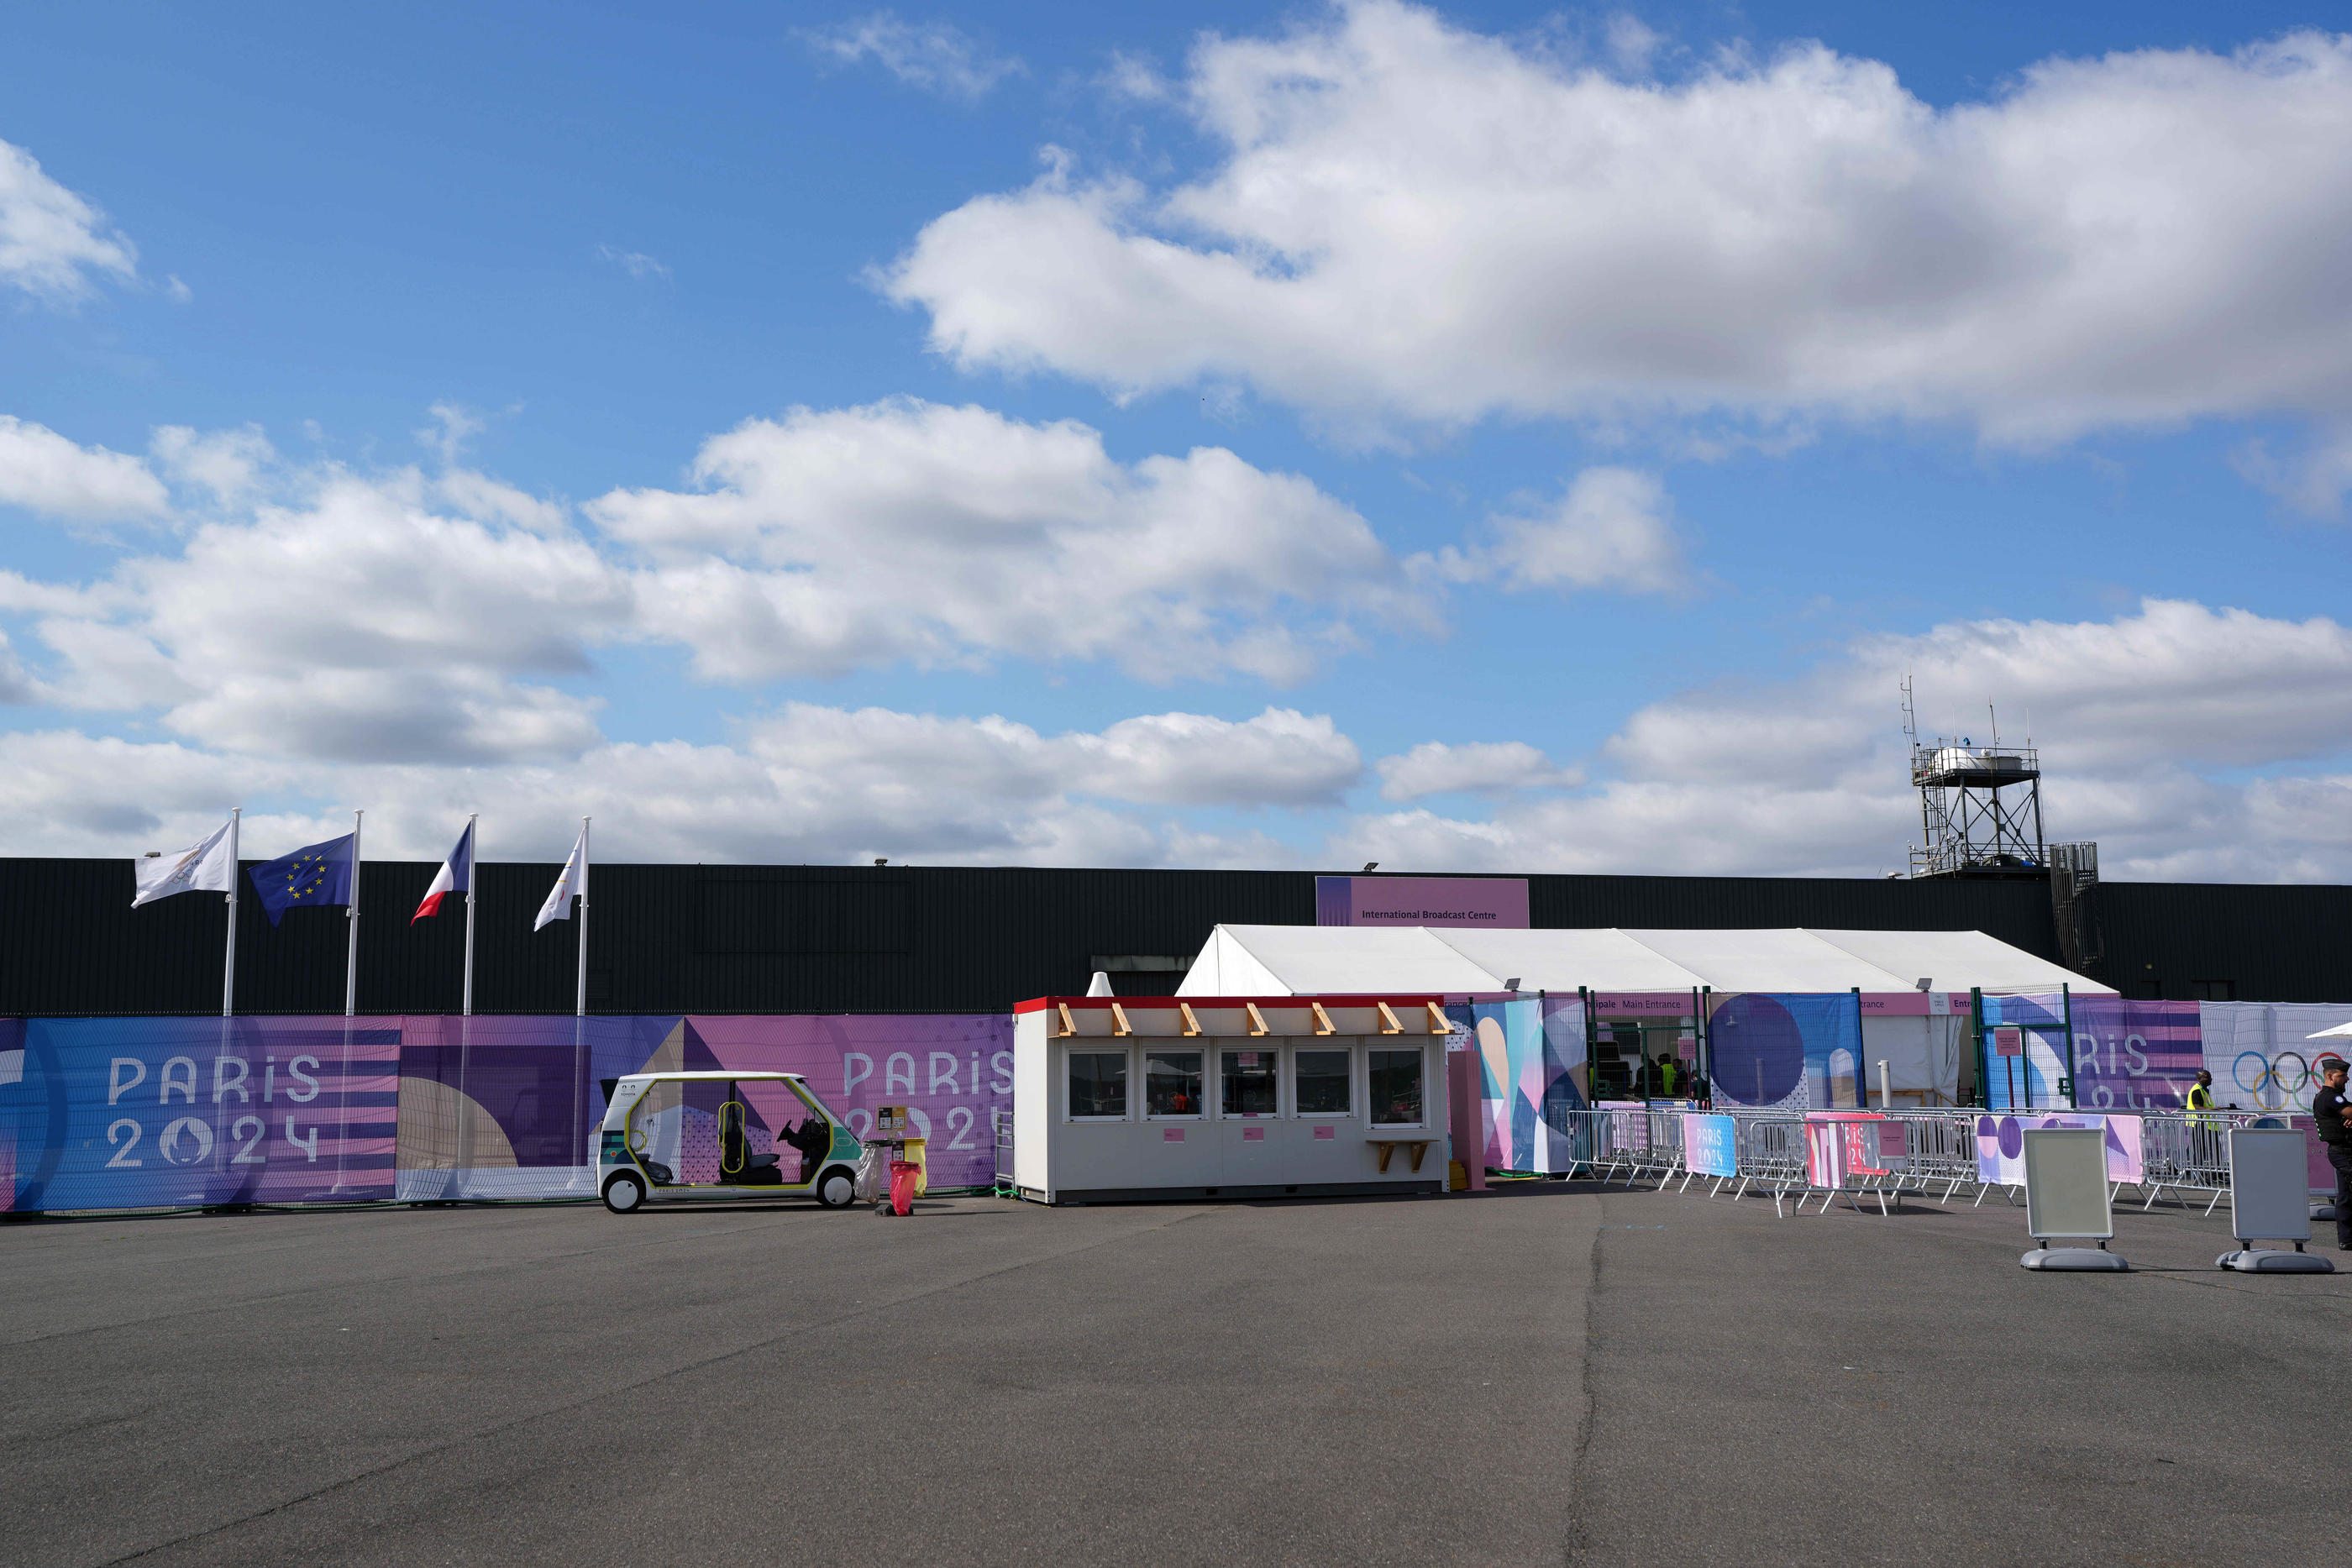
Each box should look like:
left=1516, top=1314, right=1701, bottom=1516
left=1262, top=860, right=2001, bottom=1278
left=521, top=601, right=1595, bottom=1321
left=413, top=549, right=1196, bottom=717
left=3, top=1180, right=2344, bottom=1568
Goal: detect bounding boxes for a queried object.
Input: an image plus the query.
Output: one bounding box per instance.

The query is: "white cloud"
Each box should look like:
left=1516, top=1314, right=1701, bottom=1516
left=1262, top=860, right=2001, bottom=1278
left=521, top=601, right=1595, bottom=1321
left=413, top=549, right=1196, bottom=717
left=886, top=3, right=2352, bottom=446
left=0, top=416, right=168, bottom=522
left=0, top=402, right=1446, bottom=774
left=803, top=12, right=1022, bottom=101
left=2233, top=427, right=2352, bottom=517
left=1074, top=707, right=1360, bottom=805
left=593, top=396, right=1431, bottom=684
left=1422, top=466, right=1685, bottom=594
left=1102, top=50, right=1170, bottom=102
left=150, top=424, right=276, bottom=505
left=1335, top=598, right=2352, bottom=880
left=419, top=402, right=484, bottom=467
left=594, top=244, right=670, bottom=281
left=435, top=468, right=566, bottom=534
left=0, top=139, right=136, bottom=302
left=1376, top=740, right=1581, bottom=801
left=0, top=701, right=1336, bottom=868
left=0, top=630, right=34, bottom=703
left=26, top=467, right=630, bottom=763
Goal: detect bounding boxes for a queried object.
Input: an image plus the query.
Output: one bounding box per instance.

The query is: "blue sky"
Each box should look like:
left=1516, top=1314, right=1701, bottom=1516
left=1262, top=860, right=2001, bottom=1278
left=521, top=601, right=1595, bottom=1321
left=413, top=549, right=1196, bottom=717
left=4, top=1, right=2351, bottom=878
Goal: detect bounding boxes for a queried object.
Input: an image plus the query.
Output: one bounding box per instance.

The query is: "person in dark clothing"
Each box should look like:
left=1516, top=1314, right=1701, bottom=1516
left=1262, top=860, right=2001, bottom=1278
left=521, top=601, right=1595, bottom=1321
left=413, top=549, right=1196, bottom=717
left=2314, top=1057, right=2352, bottom=1251
left=780, top=1117, right=832, bottom=1183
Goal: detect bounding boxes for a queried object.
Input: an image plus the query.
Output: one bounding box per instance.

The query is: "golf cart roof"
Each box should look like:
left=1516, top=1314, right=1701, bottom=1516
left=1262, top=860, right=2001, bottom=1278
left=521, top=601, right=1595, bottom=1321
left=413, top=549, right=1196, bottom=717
left=617, top=1071, right=809, bottom=1083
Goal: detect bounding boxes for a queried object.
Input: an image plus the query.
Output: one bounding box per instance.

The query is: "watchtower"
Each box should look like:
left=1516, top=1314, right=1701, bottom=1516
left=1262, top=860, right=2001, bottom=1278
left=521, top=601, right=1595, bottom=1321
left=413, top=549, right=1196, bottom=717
left=1903, top=679, right=2046, bottom=879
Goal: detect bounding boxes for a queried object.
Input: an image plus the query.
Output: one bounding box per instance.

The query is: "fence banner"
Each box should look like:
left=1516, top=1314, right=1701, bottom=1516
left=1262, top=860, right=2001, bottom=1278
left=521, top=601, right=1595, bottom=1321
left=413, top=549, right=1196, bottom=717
left=4, top=1011, right=1015, bottom=1214
left=1708, top=993, right=1865, bottom=1111
left=5, top=1017, right=401, bottom=1213
left=1977, top=1111, right=2143, bottom=1185
left=1684, top=1113, right=1737, bottom=1178
left=2199, top=1002, right=2352, bottom=1114
left=2070, top=998, right=2202, bottom=1110
left=1465, top=994, right=1588, bottom=1173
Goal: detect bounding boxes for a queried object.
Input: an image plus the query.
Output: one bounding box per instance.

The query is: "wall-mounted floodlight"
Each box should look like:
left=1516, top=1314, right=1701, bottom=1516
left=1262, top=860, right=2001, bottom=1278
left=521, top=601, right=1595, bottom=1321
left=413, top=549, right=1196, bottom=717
left=1915, top=977, right=1932, bottom=991
left=1503, top=976, right=1521, bottom=992
left=1362, top=862, right=1378, bottom=871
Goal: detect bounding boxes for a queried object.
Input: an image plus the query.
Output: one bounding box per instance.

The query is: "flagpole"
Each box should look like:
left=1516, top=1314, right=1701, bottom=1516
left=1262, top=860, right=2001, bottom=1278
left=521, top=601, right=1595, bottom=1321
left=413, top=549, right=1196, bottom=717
left=344, top=809, right=364, bottom=1019
left=575, top=815, right=590, bottom=1019
left=462, top=813, right=478, bottom=1018
left=222, top=807, right=241, bottom=1018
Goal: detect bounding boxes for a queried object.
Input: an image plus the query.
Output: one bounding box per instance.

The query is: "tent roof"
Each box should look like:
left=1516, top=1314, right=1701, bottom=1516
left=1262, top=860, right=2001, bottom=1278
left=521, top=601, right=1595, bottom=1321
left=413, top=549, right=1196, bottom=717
left=1175, top=925, right=2113, bottom=998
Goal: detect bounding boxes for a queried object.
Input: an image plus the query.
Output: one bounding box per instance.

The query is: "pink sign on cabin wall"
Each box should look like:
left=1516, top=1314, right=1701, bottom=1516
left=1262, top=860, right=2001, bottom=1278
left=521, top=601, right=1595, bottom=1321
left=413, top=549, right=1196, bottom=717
left=1315, top=875, right=1528, bottom=927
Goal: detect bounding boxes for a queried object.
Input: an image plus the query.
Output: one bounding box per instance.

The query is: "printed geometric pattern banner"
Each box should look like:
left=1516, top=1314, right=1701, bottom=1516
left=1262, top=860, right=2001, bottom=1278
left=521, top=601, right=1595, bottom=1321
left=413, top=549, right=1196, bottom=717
left=1706, top=993, right=1865, bottom=1111
left=1470, top=996, right=1588, bottom=1172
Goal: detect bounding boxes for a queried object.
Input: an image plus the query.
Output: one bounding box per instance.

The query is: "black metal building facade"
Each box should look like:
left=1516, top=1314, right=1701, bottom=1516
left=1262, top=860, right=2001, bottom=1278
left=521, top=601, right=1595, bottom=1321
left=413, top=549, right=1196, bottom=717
left=1, top=858, right=2344, bottom=1017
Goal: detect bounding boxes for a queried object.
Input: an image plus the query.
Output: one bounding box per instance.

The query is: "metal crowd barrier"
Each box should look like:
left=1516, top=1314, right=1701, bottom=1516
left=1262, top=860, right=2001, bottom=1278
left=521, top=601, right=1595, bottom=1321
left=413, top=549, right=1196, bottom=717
left=2134, top=1110, right=2264, bottom=1214
left=1534, top=1105, right=2299, bottom=1221
left=991, top=1108, right=1016, bottom=1198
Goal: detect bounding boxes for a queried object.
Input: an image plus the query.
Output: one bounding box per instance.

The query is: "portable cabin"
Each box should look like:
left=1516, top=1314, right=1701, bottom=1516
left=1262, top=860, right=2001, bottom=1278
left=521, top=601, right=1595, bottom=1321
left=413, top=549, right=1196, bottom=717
left=1011, top=994, right=1457, bottom=1204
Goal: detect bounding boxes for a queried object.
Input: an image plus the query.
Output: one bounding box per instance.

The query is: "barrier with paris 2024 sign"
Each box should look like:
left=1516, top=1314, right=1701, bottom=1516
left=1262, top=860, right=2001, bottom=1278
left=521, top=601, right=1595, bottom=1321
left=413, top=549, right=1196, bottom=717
left=0, top=1013, right=1012, bottom=1214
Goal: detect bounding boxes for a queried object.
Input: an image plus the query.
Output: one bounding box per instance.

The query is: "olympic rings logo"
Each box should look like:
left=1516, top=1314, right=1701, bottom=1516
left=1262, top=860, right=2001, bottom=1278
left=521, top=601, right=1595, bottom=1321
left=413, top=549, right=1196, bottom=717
left=2233, top=1050, right=2311, bottom=1109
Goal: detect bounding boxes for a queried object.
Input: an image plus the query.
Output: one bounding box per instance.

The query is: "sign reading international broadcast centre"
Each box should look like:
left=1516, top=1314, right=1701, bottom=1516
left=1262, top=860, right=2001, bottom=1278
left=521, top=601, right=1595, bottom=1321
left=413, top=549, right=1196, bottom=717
left=1315, top=876, right=1530, bottom=928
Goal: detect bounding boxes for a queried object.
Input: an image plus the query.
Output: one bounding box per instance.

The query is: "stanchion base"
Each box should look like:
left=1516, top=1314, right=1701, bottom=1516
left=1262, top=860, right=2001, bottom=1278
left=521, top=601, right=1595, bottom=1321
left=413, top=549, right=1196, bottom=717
left=2312, top=1202, right=2339, bottom=1222
left=2216, top=1248, right=2334, bottom=1272
left=2020, top=1247, right=2130, bottom=1271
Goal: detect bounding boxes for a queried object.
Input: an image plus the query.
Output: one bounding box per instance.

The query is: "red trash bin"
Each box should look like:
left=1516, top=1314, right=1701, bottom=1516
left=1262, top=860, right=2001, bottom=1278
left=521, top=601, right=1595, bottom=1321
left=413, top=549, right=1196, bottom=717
left=888, top=1159, right=917, bottom=1217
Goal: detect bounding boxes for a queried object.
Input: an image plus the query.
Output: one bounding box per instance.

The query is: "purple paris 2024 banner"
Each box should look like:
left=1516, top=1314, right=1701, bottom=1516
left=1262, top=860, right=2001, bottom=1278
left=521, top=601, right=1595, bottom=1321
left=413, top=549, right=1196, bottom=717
left=3, top=1013, right=1013, bottom=1213
left=2067, top=998, right=2203, bottom=1110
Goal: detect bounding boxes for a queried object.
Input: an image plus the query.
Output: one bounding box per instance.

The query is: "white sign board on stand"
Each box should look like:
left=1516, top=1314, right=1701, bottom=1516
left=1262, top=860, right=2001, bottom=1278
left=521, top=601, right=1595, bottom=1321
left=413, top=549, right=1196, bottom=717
left=2020, top=1127, right=2129, bottom=1271
left=2219, top=1128, right=2335, bottom=1272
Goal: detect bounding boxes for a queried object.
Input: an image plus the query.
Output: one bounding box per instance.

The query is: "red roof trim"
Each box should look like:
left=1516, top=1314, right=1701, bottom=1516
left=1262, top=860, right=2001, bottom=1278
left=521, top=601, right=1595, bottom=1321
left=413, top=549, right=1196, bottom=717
left=1013, top=994, right=1445, bottom=1014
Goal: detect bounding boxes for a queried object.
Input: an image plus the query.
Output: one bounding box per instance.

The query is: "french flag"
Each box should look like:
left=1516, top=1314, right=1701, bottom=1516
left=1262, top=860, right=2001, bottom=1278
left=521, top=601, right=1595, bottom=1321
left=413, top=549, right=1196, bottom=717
left=412, top=820, right=475, bottom=923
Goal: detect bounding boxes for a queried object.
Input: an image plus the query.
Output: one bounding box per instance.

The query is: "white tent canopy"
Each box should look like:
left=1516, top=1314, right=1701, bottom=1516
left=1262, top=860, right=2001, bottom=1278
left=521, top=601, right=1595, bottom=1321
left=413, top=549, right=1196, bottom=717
left=1177, top=925, right=2112, bottom=999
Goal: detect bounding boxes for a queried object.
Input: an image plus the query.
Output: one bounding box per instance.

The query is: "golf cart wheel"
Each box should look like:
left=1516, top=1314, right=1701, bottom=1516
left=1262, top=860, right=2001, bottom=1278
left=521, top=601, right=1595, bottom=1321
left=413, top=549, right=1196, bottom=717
left=815, top=1166, right=858, bottom=1209
left=601, top=1172, right=646, bottom=1214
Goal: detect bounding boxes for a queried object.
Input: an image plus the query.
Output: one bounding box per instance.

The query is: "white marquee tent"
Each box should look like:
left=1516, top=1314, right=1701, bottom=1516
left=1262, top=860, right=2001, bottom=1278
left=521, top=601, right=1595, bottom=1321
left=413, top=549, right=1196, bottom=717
left=1177, top=925, right=2111, bottom=1106
left=1177, top=925, right=2113, bottom=999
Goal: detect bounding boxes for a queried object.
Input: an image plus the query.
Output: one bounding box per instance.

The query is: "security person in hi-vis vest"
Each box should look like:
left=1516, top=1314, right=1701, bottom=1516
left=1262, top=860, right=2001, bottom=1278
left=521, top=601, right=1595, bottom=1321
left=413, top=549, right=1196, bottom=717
left=2185, top=1070, right=2218, bottom=1117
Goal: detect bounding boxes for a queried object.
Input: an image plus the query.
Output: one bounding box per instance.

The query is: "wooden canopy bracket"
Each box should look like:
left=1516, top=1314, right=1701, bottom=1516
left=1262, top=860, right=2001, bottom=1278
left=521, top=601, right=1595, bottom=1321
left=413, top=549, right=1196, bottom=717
left=1179, top=1002, right=1202, bottom=1037
left=1376, top=1001, right=1404, bottom=1036
left=1245, top=1001, right=1270, bottom=1037
left=1425, top=1001, right=1451, bottom=1036
left=1310, top=1000, right=1336, bottom=1036
left=1110, top=1000, right=1132, bottom=1037
left=1056, top=1002, right=1076, bottom=1038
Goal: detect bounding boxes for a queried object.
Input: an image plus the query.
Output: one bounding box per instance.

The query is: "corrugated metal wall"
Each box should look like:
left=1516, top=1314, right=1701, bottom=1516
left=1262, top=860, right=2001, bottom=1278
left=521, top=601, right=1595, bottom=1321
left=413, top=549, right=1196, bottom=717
left=2, top=858, right=2344, bottom=1015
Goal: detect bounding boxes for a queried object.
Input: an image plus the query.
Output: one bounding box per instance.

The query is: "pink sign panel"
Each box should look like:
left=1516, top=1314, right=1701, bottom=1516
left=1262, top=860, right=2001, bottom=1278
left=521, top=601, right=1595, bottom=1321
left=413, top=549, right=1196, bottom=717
left=1315, top=875, right=1528, bottom=928
left=1588, top=993, right=1693, bottom=1015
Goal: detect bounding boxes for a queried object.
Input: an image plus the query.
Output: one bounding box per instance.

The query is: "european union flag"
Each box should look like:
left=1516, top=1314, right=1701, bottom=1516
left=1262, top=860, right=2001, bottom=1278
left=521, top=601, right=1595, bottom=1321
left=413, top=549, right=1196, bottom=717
left=249, top=833, right=355, bottom=927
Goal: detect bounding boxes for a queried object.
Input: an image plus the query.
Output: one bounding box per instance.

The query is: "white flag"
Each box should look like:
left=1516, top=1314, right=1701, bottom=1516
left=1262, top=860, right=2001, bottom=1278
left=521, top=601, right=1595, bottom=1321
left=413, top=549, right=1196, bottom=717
left=534, top=824, right=588, bottom=930
left=132, top=818, right=238, bottom=908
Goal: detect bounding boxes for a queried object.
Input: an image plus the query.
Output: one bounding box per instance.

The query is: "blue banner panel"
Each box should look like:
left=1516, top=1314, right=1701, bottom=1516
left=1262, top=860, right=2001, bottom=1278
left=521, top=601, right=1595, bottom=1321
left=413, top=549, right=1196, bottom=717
left=1708, top=993, right=1866, bottom=1111
left=6, top=1017, right=401, bottom=1213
